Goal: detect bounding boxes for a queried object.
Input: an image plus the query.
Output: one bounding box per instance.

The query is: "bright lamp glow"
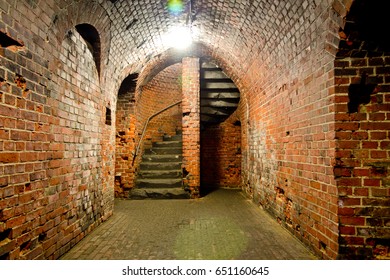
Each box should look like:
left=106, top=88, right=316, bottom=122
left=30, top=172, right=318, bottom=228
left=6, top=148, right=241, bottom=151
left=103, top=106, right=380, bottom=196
left=163, top=26, right=192, bottom=50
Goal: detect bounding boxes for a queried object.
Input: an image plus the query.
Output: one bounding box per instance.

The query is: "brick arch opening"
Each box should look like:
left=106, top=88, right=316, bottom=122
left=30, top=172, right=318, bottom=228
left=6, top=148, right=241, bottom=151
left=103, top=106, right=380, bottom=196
left=75, top=24, right=102, bottom=77
left=200, top=59, right=242, bottom=195
left=112, top=42, right=244, bottom=198
left=334, top=0, right=390, bottom=259
left=114, top=63, right=184, bottom=198
left=136, top=42, right=213, bottom=88
left=136, top=63, right=183, bottom=148
left=134, top=42, right=244, bottom=100
left=45, top=0, right=111, bottom=83
left=136, top=51, right=244, bottom=197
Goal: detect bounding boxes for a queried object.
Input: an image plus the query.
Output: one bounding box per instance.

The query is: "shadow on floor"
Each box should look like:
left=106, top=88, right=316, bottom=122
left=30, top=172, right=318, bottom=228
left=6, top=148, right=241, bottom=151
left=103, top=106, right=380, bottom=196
left=200, top=186, right=243, bottom=198
left=61, top=188, right=317, bottom=260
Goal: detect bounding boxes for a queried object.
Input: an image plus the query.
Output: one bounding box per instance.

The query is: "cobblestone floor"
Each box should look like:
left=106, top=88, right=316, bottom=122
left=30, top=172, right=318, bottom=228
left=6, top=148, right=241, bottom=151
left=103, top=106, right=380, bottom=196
left=61, top=189, right=317, bottom=260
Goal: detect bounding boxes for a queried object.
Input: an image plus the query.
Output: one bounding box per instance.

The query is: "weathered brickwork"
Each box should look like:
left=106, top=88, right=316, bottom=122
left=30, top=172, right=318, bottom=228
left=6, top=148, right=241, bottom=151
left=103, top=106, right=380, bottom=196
left=333, top=0, right=390, bottom=259
left=1, top=0, right=388, bottom=260
left=182, top=57, right=200, bottom=197
left=115, top=74, right=137, bottom=197
left=0, top=1, right=114, bottom=259
left=334, top=53, right=390, bottom=259
left=227, top=2, right=339, bottom=259
left=115, top=65, right=182, bottom=197
left=201, top=113, right=241, bottom=190
left=136, top=64, right=182, bottom=147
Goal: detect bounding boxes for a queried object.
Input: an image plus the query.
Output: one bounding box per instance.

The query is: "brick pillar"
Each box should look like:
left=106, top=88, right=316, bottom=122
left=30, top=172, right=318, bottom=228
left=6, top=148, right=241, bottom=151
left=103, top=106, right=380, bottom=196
left=182, top=57, right=200, bottom=197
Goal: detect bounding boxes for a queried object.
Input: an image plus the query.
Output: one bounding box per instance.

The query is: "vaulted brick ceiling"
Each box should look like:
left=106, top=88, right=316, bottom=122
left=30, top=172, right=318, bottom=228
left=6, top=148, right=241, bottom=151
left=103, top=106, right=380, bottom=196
left=106, top=0, right=316, bottom=78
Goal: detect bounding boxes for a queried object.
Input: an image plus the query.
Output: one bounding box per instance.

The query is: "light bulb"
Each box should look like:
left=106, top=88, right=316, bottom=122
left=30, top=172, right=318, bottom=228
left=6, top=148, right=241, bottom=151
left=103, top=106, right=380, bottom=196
left=163, top=26, right=192, bottom=50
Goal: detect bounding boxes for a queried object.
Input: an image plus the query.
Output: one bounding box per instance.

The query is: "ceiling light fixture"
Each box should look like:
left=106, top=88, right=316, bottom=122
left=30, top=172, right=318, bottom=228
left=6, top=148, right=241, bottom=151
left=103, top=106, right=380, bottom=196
left=163, top=26, right=193, bottom=50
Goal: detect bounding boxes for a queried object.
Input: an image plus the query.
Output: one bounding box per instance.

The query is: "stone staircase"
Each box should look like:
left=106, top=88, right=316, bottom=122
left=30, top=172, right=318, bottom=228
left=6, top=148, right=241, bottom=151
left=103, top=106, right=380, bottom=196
left=130, top=133, right=190, bottom=199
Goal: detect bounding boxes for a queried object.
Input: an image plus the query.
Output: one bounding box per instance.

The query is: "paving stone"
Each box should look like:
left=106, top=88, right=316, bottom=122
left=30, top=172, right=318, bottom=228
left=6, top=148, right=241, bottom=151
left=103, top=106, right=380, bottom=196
left=61, top=189, right=317, bottom=260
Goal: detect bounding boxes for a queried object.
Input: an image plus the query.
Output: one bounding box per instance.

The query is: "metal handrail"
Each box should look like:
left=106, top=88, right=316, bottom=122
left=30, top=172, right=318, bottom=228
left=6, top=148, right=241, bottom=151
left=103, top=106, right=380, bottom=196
left=132, top=100, right=182, bottom=164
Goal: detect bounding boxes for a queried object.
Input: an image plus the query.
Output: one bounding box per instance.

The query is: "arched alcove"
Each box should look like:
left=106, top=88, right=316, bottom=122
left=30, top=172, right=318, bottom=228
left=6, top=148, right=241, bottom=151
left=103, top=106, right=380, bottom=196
left=75, top=24, right=102, bottom=77
left=200, top=59, right=242, bottom=194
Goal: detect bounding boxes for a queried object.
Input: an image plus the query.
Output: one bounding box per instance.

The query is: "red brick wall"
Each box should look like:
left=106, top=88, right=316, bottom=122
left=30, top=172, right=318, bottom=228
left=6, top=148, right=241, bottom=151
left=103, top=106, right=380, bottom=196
left=115, top=77, right=136, bottom=197
left=2, top=0, right=388, bottom=261
left=136, top=63, right=182, bottom=150
left=231, top=4, right=339, bottom=259
left=0, top=24, right=113, bottom=259
left=182, top=57, right=200, bottom=197
left=115, top=64, right=182, bottom=197
left=201, top=115, right=241, bottom=189
left=333, top=0, right=390, bottom=259
left=335, top=54, right=390, bottom=259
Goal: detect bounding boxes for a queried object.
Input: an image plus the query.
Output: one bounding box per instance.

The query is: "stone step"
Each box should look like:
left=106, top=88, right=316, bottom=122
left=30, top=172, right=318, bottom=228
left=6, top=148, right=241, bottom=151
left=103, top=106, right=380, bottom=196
left=153, top=140, right=182, bottom=148
left=136, top=178, right=182, bottom=188
left=129, top=188, right=190, bottom=199
left=163, top=134, right=182, bottom=141
left=139, top=162, right=182, bottom=171
left=131, top=132, right=186, bottom=199
left=138, top=170, right=182, bottom=179
left=142, top=154, right=182, bottom=162
left=201, top=69, right=229, bottom=79
left=144, top=147, right=182, bottom=155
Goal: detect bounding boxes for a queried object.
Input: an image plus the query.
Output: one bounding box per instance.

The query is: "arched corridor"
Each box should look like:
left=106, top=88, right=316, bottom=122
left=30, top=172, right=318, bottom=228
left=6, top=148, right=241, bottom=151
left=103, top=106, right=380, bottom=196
left=0, top=0, right=389, bottom=260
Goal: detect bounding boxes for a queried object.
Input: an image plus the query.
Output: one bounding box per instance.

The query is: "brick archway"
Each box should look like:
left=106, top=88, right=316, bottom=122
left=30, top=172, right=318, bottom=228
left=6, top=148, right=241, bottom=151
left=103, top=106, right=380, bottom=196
left=45, top=0, right=111, bottom=83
